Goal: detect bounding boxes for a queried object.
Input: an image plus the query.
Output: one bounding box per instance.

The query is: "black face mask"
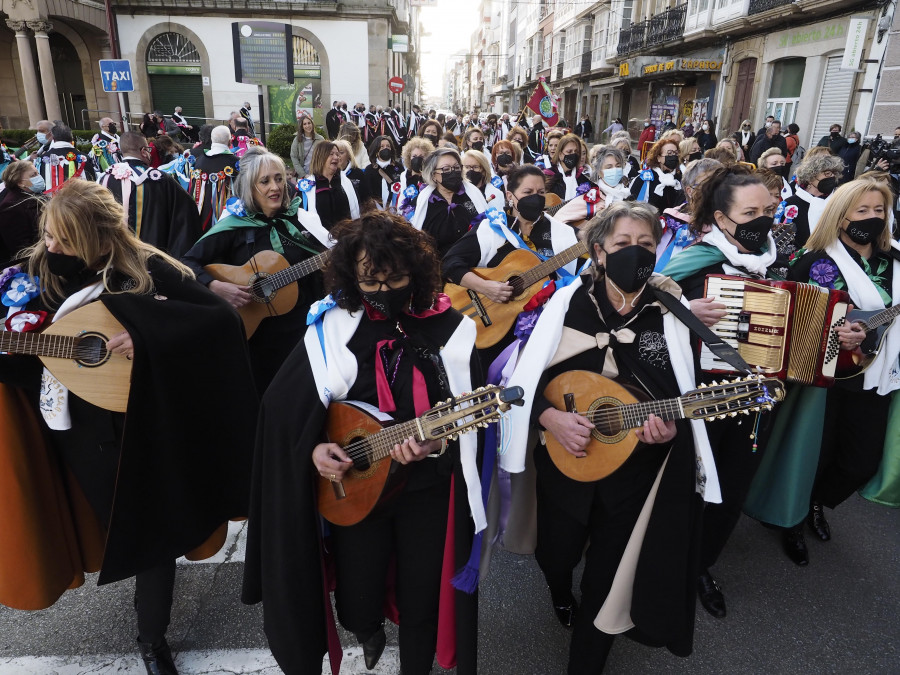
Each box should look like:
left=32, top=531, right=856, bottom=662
left=497, top=153, right=513, bottom=166
left=772, top=164, right=789, bottom=178
left=410, top=156, right=424, bottom=172
left=378, top=148, right=392, bottom=161
left=844, top=216, right=885, bottom=245
left=471, top=141, right=485, bottom=151
left=440, top=170, right=463, bottom=192
left=465, top=169, right=484, bottom=185
left=515, top=194, right=545, bottom=221
left=816, top=177, right=837, bottom=196
left=688, top=151, right=703, bottom=162
left=663, top=155, right=679, bottom=170
left=46, top=251, right=88, bottom=279
left=424, top=135, right=439, bottom=145
left=108, top=124, right=117, bottom=135
left=562, top=154, right=579, bottom=170
left=602, top=245, right=656, bottom=294
left=830, top=132, right=839, bottom=138
left=361, top=286, right=413, bottom=320
left=725, top=214, right=772, bottom=252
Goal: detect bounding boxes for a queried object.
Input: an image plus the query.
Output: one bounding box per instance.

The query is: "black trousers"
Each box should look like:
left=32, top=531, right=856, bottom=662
left=813, top=386, right=890, bottom=509
left=534, top=443, right=667, bottom=675
left=700, top=414, right=771, bottom=570
left=330, top=478, right=451, bottom=675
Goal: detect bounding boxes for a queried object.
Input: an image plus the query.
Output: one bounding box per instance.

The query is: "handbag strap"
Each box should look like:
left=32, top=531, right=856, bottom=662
left=651, top=287, right=753, bottom=375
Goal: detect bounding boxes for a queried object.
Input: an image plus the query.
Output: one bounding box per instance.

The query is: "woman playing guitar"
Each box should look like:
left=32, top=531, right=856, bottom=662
left=500, top=202, right=718, bottom=673
left=242, top=212, right=484, bottom=675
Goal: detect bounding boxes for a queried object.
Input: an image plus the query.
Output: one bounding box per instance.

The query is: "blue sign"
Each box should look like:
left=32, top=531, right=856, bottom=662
left=99, top=59, right=134, bottom=93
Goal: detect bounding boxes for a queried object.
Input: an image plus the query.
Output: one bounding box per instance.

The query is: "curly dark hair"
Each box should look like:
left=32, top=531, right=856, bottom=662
left=689, top=164, right=760, bottom=234
left=325, top=211, right=442, bottom=312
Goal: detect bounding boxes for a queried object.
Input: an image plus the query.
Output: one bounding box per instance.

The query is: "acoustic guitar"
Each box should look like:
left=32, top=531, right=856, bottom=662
left=0, top=302, right=132, bottom=412
left=543, top=371, right=785, bottom=482
left=443, top=241, right=588, bottom=348
left=318, top=385, right=524, bottom=526
left=204, top=249, right=331, bottom=338
left=834, top=304, right=900, bottom=379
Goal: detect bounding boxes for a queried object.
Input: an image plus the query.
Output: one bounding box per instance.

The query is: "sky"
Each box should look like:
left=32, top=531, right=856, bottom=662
left=418, top=0, right=482, bottom=102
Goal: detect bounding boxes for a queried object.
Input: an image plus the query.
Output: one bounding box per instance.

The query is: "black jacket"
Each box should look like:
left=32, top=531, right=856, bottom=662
left=0, top=187, right=42, bottom=267
left=750, top=133, right=788, bottom=165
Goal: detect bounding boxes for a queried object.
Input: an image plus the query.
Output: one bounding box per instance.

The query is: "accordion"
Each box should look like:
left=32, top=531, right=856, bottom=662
left=701, top=275, right=851, bottom=387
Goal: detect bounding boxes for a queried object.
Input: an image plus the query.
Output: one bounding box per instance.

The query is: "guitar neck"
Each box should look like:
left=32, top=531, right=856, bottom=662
left=269, top=250, right=331, bottom=290
left=518, top=241, right=588, bottom=288
left=358, top=419, right=423, bottom=465
left=614, top=397, right=685, bottom=430
left=861, top=303, right=900, bottom=331
left=0, top=331, right=80, bottom=359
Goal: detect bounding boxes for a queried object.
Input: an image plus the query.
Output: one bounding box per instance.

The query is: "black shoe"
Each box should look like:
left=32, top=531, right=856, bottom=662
left=697, top=570, right=726, bottom=618
left=360, top=626, right=386, bottom=671
left=137, top=637, right=178, bottom=675
left=553, top=598, right=578, bottom=628
left=782, top=525, right=809, bottom=566
left=808, top=501, right=831, bottom=541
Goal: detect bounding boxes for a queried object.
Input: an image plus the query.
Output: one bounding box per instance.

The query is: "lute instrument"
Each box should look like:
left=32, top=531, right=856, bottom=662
left=0, top=302, right=132, bottom=412
left=834, top=304, right=900, bottom=378
left=204, top=249, right=331, bottom=338
left=443, top=241, right=588, bottom=348
left=318, top=385, right=524, bottom=526
left=543, top=371, right=785, bottom=482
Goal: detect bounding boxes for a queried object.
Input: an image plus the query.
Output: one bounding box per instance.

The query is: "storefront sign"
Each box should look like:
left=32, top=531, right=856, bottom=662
left=643, top=60, right=676, bottom=75
left=619, top=56, right=723, bottom=79
left=841, top=17, right=869, bottom=70
left=776, top=22, right=845, bottom=49
left=679, top=59, right=723, bottom=72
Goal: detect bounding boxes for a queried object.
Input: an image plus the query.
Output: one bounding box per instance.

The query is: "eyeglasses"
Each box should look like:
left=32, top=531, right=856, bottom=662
left=434, top=166, right=461, bottom=175
left=358, top=274, right=410, bottom=292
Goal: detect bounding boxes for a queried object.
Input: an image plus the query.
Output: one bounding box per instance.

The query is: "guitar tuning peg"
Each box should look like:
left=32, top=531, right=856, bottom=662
left=728, top=412, right=738, bottom=417
left=697, top=382, right=706, bottom=389
left=717, top=414, right=726, bottom=419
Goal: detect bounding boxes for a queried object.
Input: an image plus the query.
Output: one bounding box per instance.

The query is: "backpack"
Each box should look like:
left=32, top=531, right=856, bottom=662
left=787, top=134, right=806, bottom=163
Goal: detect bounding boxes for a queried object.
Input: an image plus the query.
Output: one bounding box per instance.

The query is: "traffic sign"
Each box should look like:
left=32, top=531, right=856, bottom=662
left=99, top=59, right=134, bottom=93
left=389, top=76, right=405, bottom=94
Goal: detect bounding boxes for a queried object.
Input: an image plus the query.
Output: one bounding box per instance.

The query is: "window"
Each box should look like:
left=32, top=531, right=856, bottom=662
left=147, top=32, right=200, bottom=63
left=621, top=0, right=634, bottom=29
left=542, top=33, right=552, bottom=70
left=592, top=12, right=607, bottom=51
left=765, top=58, right=805, bottom=126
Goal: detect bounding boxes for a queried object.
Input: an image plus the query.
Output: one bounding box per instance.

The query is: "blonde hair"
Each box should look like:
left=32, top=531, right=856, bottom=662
left=402, top=136, right=435, bottom=169
left=333, top=139, right=357, bottom=169
left=805, top=178, right=893, bottom=252
left=27, top=180, right=192, bottom=303
left=461, top=149, right=491, bottom=179
left=678, top=137, right=700, bottom=162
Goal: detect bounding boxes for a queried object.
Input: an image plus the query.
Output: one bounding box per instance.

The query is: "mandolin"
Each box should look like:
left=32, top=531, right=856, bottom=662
left=834, top=304, right=900, bottom=378
left=443, top=241, right=588, bottom=348
left=0, top=302, right=132, bottom=412
left=204, top=249, right=331, bottom=338
left=318, top=385, right=524, bottom=526
left=543, top=371, right=785, bottom=482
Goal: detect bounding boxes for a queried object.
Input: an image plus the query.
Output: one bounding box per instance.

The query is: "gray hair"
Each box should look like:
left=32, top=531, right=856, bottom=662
left=422, top=147, right=462, bottom=188
left=795, top=153, right=845, bottom=185
left=591, top=146, right=626, bottom=176
left=50, top=123, right=73, bottom=143
left=610, top=130, right=631, bottom=143
left=682, top=158, right=723, bottom=189
left=232, top=147, right=289, bottom=215
left=210, top=125, right=232, bottom=144
left=582, top=201, right=662, bottom=254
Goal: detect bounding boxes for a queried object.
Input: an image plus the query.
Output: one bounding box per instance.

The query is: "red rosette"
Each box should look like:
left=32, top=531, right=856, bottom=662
left=523, top=280, right=557, bottom=311
left=391, top=182, right=402, bottom=194
left=582, top=187, right=601, bottom=204
left=5, top=309, right=48, bottom=333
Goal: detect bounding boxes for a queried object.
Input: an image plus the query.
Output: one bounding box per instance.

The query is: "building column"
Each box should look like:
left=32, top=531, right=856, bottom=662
left=27, top=20, right=63, bottom=123
left=6, top=20, right=45, bottom=125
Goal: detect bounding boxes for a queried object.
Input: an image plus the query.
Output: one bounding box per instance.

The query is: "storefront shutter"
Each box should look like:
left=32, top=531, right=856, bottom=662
left=148, top=74, right=205, bottom=120
left=811, top=56, right=853, bottom=145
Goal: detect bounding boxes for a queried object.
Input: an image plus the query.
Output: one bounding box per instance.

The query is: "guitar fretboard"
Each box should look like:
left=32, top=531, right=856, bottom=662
left=861, top=304, right=900, bottom=331
left=517, top=241, right=588, bottom=289
left=611, top=398, right=684, bottom=429
left=0, top=331, right=82, bottom=359
left=354, top=419, right=423, bottom=466
left=253, top=250, right=331, bottom=296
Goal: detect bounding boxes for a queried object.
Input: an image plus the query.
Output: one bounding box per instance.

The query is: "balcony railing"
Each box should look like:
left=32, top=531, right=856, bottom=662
left=748, top=0, right=793, bottom=14
left=617, top=3, right=687, bottom=56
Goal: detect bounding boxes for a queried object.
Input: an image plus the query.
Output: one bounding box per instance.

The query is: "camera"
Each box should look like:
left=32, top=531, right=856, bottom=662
left=863, top=133, right=900, bottom=172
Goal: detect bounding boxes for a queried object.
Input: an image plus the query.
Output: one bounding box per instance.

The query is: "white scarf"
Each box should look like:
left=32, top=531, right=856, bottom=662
left=40, top=281, right=105, bottom=430
left=795, top=186, right=829, bottom=234
left=654, top=167, right=681, bottom=197
left=303, top=306, right=487, bottom=532
left=741, top=130, right=751, bottom=146
left=501, top=275, right=719, bottom=502
left=597, top=177, right=632, bottom=204
left=484, top=181, right=506, bottom=207
left=303, top=172, right=360, bottom=220
left=207, top=142, right=231, bottom=156
left=824, top=240, right=900, bottom=394
left=703, top=225, right=777, bottom=277
left=557, top=163, right=579, bottom=200
left=472, top=213, right=578, bottom=275
left=408, top=182, right=489, bottom=231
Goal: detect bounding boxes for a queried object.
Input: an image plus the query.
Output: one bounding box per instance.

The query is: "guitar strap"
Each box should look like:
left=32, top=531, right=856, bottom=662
left=651, top=287, right=753, bottom=374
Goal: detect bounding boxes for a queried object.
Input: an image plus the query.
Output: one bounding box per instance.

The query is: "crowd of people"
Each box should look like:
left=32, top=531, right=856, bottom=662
left=0, top=103, right=898, bottom=675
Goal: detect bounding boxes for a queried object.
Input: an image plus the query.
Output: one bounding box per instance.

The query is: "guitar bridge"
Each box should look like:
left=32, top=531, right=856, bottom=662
left=467, top=289, right=492, bottom=327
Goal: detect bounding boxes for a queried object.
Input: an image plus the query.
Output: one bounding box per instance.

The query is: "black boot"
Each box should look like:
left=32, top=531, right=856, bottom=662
left=807, top=501, right=831, bottom=541
left=781, top=524, right=809, bottom=566
left=358, top=625, right=386, bottom=671
left=137, top=637, right=178, bottom=675
left=550, top=589, right=578, bottom=629
left=697, top=569, right=726, bottom=619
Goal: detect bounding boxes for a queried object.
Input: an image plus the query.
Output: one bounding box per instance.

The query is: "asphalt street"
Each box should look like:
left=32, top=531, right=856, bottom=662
left=0, top=493, right=897, bottom=674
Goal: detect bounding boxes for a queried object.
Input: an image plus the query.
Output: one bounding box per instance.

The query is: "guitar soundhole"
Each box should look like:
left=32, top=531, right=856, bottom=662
left=587, top=397, right=629, bottom=444
left=73, top=334, right=111, bottom=368
left=507, top=275, right=526, bottom=297
left=343, top=431, right=378, bottom=478
left=250, top=272, right=276, bottom=304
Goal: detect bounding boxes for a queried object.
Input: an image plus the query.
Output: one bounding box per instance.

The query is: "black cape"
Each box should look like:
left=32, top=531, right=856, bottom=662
left=241, top=307, right=480, bottom=675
